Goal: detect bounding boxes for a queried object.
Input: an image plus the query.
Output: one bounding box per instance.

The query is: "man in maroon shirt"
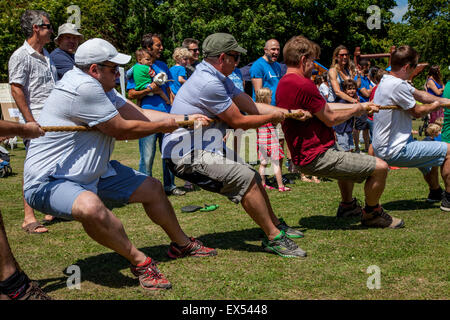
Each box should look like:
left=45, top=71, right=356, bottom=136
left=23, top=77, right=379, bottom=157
left=276, top=36, right=404, bottom=229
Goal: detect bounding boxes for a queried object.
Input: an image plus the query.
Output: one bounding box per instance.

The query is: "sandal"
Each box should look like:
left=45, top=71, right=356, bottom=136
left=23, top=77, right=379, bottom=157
left=263, top=184, right=275, bottom=190
left=278, top=186, right=291, bottom=192
left=22, top=222, right=48, bottom=234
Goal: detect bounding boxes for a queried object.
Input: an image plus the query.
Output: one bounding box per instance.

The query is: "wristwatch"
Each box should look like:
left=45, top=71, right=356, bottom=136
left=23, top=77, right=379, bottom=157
left=184, top=114, right=189, bottom=121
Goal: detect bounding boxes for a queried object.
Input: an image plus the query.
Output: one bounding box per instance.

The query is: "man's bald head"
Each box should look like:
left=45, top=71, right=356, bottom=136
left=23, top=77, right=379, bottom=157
left=264, top=39, right=280, bottom=63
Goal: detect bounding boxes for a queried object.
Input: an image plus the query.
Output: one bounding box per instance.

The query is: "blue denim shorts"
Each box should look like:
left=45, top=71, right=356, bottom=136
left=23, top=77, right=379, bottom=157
left=386, top=139, right=448, bottom=175
left=24, top=160, right=148, bottom=220
left=335, top=132, right=355, bottom=152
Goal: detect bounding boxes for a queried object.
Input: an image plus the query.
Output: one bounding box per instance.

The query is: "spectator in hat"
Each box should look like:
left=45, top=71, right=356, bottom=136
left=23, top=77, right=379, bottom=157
left=50, top=23, right=83, bottom=79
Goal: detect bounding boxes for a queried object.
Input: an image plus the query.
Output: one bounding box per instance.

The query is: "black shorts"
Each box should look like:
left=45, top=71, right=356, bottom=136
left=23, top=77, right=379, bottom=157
left=354, top=115, right=369, bottom=130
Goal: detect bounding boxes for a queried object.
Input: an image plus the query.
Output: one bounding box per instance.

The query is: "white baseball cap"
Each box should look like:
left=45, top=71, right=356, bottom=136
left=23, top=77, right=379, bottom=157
left=54, top=23, right=83, bottom=42
left=75, top=38, right=131, bottom=65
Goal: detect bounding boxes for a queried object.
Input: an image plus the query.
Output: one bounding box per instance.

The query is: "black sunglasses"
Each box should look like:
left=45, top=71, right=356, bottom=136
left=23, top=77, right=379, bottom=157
left=189, top=48, right=200, bottom=53
left=38, top=23, right=53, bottom=30
left=98, top=63, right=119, bottom=73
left=225, top=52, right=240, bottom=62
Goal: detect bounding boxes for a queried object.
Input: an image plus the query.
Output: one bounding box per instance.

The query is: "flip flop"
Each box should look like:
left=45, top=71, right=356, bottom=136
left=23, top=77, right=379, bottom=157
left=200, top=204, right=219, bottom=212
left=22, top=221, right=48, bottom=234
left=181, top=205, right=203, bottom=213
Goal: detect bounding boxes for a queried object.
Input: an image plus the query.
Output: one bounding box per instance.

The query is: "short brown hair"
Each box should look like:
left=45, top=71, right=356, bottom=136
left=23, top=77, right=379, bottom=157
left=283, top=36, right=317, bottom=67
left=390, top=45, right=419, bottom=72
left=135, top=48, right=149, bottom=61
left=342, top=79, right=357, bottom=91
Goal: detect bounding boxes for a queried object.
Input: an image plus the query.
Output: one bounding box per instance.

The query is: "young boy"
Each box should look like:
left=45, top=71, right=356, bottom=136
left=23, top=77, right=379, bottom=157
left=169, top=47, right=192, bottom=95
left=133, top=49, right=171, bottom=104
left=333, top=79, right=357, bottom=152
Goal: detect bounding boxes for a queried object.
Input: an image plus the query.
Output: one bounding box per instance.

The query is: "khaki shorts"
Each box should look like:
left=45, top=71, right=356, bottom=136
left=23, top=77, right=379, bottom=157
left=166, top=150, right=261, bottom=204
left=295, top=145, right=376, bottom=183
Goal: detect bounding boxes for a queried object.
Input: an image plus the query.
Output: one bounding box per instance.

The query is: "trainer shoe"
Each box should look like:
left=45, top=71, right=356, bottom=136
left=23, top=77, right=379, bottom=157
left=426, top=187, right=443, bottom=203
left=166, top=187, right=186, bottom=196
left=440, top=196, right=450, bottom=212
left=361, top=206, right=404, bottom=229
left=167, top=237, right=217, bottom=259
left=130, top=257, right=172, bottom=290
left=262, top=231, right=307, bottom=258
left=276, top=217, right=304, bottom=238
left=336, top=198, right=362, bottom=218
left=0, top=281, right=51, bottom=300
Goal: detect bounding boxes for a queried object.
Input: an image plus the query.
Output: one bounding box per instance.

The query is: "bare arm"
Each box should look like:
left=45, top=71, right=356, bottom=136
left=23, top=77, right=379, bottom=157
left=426, top=79, right=444, bottom=96
left=251, top=78, right=263, bottom=94
left=315, top=102, right=371, bottom=127
left=217, top=103, right=284, bottom=130
left=0, top=120, right=44, bottom=138
left=10, top=83, right=35, bottom=122
left=413, top=89, right=450, bottom=105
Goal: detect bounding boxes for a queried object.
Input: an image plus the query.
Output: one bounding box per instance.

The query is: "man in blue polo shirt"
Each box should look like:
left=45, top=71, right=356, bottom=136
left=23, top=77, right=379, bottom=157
left=127, top=33, right=185, bottom=196
left=162, top=33, right=310, bottom=258
left=250, top=39, right=282, bottom=105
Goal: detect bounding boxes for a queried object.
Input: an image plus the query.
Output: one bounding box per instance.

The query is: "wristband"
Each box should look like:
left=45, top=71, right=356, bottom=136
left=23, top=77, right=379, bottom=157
left=288, top=109, right=292, bottom=113
left=184, top=114, right=189, bottom=121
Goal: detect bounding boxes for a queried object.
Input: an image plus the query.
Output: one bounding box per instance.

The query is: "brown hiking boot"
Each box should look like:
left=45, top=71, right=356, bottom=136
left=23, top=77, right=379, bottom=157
left=0, top=281, right=51, bottom=300
left=361, top=206, right=404, bottom=229
left=336, top=198, right=362, bottom=218
left=130, top=257, right=172, bottom=290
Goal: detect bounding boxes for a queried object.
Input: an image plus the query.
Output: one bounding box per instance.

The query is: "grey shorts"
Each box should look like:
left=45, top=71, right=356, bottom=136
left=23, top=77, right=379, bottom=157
left=296, top=144, right=377, bottom=183
left=166, top=150, right=261, bottom=203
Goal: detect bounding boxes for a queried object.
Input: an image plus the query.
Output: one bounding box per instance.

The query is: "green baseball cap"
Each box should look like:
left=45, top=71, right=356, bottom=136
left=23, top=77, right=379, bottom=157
left=202, top=33, right=247, bottom=57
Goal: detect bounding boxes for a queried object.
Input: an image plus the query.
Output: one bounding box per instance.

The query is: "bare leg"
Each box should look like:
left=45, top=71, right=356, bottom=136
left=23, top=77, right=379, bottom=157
left=337, top=180, right=354, bottom=203
left=272, top=161, right=284, bottom=189
left=363, top=129, right=370, bottom=151
left=128, top=177, right=190, bottom=247
left=72, top=191, right=147, bottom=266
left=424, top=166, right=440, bottom=190
left=364, top=157, right=389, bottom=206
left=240, top=178, right=281, bottom=240
left=440, top=143, right=450, bottom=192
left=0, top=211, right=20, bottom=281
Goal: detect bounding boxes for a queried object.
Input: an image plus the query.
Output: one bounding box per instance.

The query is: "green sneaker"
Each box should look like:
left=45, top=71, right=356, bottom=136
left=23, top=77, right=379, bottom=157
left=276, top=217, right=304, bottom=238
left=262, top=231, right=307, bottom=258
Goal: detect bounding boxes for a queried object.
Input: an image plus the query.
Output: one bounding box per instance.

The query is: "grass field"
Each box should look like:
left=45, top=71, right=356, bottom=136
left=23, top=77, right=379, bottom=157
left=0, top=120, right=449, bottom=300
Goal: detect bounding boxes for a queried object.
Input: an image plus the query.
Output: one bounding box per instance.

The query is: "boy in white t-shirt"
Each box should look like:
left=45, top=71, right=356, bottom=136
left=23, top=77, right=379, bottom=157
left=372, top=45, right=450, bottom=210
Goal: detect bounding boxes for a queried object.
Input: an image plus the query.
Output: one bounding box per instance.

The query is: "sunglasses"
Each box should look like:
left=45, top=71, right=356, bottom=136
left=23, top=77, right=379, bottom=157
left=98, top=63, right=120, bottom=73
left=225, top=52, right=240, bottom=62
left=338, top=53, right=349, bottom=57
left=189, top=48, right=200, bottom=53
left=38, top=23, right=53, bottom=30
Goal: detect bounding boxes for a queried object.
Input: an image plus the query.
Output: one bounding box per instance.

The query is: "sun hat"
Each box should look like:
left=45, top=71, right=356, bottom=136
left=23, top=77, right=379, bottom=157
left=54, top=23, right=83, bottom=42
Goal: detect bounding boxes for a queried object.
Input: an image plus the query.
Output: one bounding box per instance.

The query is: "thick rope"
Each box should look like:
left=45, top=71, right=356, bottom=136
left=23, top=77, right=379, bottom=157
left=41, top=103, right=450, bottom=132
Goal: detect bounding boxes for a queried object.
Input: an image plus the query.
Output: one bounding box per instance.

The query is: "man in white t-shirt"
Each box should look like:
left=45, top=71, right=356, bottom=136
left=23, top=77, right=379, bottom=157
left=372, top=45, right=450, bottom=210
left=23, top=38, right=217, bottom=292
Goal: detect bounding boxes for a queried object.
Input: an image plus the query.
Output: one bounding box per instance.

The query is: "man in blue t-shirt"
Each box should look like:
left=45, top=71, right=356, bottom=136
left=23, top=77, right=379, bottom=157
left=127, top=33, right=185, bottom=196
left=50, top=23, right=83, bottom=79
left=250, top=39, right=282, bottom=106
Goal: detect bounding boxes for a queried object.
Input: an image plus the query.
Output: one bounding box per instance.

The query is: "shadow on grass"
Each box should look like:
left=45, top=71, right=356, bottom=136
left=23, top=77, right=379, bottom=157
left=299, top=215, right=366, bottom=230
left=39, top=227, right=279, bottom=292
left=381, top=199, right=438, bottom=211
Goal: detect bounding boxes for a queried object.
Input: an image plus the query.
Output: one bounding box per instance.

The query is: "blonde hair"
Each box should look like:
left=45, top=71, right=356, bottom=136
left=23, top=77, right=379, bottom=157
left=434, top=117, right=444, bottom=127
left=426, top=123, right=441, bottom=137
left=255, top=88, right=272, bottom=104
left=172, top=47, right=193, bottom=62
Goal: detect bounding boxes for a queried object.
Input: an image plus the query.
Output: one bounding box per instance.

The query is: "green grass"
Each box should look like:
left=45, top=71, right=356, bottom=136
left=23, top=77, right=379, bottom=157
left=0, top=120, right=449, bottom=300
